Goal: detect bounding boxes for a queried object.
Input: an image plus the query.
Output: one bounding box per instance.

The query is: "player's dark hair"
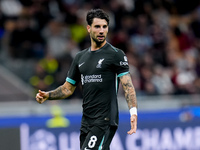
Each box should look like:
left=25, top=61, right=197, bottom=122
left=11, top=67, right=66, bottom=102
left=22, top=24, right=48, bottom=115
left=86, top=9, right=109, bottom=26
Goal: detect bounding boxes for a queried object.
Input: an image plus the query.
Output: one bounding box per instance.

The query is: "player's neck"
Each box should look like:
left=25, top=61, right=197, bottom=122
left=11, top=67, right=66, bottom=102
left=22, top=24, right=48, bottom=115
left=90, top=40, right=107, bottom=51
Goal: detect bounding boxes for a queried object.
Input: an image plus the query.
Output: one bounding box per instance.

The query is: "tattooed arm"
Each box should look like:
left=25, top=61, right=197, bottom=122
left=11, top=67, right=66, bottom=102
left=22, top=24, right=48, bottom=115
left=120, top=73, right=138, bottom=134
left=36, top=81, right=76, bottom=104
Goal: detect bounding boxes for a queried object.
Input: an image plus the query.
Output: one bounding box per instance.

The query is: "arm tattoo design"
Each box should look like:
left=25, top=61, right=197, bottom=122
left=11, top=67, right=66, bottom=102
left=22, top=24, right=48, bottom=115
left=120, top=73, right=137, bottom=109
left=48, top=84, right=73, bottom=100
left=49, top=86, right=65, bottom=100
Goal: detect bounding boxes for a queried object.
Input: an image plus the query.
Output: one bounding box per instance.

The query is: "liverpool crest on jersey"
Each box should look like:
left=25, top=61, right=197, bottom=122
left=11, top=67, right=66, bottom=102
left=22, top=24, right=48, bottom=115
left=96, top=58, right=104, bottom=68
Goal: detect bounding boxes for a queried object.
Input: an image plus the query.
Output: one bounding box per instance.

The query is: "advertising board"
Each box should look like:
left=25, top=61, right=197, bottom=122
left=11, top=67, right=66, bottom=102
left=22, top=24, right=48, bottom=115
left=0, top=107, right=200, bottom=150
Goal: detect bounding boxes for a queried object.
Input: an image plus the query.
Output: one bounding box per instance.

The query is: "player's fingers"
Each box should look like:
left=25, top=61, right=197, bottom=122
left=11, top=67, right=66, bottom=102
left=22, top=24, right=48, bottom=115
left=132, top=121, right=137, bottom=133
left=36, top=93, right=44, bottom=103
left=36, top=95, right=45, bottom=102
left=127, top=115, right=137, bottom=135
left=38, top=99, right=44, bottom=104
left=127, top=128, right=135, bottom=135
left=36, top=93, right=43, bottom=99
left=128, top=121, right=136, bottom=134
left=36, top=97, right=44, bottom=104
left=127, top=125, right=136, bottom=134
left=39, top=90, right=45, bottom=96
left=36, top=95, right=41, bottom=101
left=36, top=98, right=40, bottom=103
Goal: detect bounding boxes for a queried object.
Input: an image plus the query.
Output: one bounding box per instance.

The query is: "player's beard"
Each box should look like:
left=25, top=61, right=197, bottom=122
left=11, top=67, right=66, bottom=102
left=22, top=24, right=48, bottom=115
left=91, top=35, right=106, bottom=47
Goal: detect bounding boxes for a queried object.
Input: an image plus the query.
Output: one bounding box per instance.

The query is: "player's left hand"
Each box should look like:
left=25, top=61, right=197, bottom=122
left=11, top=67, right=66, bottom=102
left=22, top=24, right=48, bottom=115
left=127, top=114, right=137, bottom=135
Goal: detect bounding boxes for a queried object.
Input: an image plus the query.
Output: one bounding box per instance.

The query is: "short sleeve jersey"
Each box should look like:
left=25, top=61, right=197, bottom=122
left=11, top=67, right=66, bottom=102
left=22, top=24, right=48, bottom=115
left=66, top=43, right=129, bottom=126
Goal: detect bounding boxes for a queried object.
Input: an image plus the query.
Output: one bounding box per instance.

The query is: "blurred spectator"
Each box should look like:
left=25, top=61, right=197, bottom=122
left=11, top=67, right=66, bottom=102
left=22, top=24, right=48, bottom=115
left=176, top=65, right=197, bottom=94
left=8, top=16, right=45, bottom=59
left=0, top=0, right=22, bottom=17
left=143, top=81, right=158, bottom=95
left=139, top=64, right=156, bottom=95
left=151, top=64, right=174, bottom=95
left=130, top=14, right=153, bottom=56
left=173, top=26, right=193, bottom=53
left=42, top=19, right=71, bottom=59
left=151, top=1, right=170, bottom=31
left=190, top=9, right=200, bottom=39
left=29, top=55, right=59, bottom=93
left=171, top=62, right=197, bottom=94
left=149, top=23, right=168, bottom=66
left=69, top=17, right=88, bottom=44
left=110, top=29, right=129, bottom=53
left=31, top=0, right=53, bottom=31
left=46, top=105, right=70, bottom=128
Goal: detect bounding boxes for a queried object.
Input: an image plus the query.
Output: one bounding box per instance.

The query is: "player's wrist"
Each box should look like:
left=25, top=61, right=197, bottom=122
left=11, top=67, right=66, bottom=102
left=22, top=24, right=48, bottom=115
left=47, top=92, right=51, bottom=100
left=130, top=107, right=137, bottom=116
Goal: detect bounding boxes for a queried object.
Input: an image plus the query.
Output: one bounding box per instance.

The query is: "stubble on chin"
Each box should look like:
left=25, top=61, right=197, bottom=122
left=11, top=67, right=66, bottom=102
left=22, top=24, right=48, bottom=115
left=92, top=37, right=105, bottom=45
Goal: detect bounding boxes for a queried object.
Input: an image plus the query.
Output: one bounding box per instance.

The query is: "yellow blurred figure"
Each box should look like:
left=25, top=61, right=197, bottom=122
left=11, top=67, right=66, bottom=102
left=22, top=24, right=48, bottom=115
left=46, top=105, right=70, bottom=128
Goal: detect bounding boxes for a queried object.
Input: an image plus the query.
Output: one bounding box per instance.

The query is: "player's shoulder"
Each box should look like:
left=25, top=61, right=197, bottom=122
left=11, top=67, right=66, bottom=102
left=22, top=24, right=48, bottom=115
left=75, top=48, right=89, bottom=58
left=107, top=43, right=125, bottom=54
left=77, top=48, right=89, bottom=55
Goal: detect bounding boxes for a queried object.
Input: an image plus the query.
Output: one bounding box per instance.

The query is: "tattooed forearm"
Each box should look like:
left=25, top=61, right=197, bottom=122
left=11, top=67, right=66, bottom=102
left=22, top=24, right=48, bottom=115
left=120, top=73, right=137, bottom=109
left=49, top=86, right=66, bottom=100
left=48, top=82, right=76, bottom=100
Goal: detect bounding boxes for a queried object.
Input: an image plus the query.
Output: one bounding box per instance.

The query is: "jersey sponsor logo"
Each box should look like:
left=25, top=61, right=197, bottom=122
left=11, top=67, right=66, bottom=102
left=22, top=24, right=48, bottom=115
left=120, top=61, right=128, bottom=66
left=81, top=74, right=103, bottom=85
left=79, top=62, right=85, bottom=67
left=96, top=58, right=104, bottom=68
left=120, top=56, right=128, bottom=66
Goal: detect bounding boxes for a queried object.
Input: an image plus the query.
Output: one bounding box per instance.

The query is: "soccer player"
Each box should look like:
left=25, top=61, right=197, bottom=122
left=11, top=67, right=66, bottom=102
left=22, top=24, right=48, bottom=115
left=36, top=8, right=138, bottom=150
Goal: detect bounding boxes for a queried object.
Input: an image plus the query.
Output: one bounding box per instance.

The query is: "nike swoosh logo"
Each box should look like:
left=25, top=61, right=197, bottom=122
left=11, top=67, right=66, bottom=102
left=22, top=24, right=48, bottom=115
left=84, top=147, right=90, bottom=150
left=79, top=62, right=85, bottom=67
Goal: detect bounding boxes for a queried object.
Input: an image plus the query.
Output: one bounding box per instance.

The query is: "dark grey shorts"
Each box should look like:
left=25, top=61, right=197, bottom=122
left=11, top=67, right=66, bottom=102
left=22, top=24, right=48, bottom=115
left=80, top=125, right=118, bottom=150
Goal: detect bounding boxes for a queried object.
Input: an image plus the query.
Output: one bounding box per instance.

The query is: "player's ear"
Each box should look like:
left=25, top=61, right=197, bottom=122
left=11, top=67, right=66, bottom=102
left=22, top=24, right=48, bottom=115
left=87, top=25, right=91, bottom=33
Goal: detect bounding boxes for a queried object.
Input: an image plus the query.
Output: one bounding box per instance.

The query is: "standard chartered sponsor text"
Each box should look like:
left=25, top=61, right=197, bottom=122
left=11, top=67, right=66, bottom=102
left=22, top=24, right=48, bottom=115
left=82, top=74, right=103, bottom=84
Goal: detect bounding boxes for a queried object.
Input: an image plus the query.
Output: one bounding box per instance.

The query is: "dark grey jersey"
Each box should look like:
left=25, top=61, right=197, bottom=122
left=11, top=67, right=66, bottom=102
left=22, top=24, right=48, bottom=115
left=66, top=43, right=129, bottom=126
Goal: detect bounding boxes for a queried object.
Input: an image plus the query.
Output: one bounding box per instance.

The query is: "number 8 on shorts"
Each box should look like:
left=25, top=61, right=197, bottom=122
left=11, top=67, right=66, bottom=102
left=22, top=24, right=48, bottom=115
left=88, top=135, right=98, bottom=148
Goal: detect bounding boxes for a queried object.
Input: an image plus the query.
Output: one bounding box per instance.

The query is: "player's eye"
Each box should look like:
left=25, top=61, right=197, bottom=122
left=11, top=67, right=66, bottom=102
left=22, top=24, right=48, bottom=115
left=94, top=25, right=100, bottom=28
left=103, top=25, right=107, bottom=28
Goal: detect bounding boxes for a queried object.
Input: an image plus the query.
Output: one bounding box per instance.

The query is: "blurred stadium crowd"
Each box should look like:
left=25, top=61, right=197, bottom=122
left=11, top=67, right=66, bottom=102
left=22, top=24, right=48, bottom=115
left=0, top=0, right=200, bottom=99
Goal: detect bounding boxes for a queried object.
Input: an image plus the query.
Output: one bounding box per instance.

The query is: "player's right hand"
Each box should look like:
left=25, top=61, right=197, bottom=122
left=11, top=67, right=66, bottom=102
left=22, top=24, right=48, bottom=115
left=36, top=90, right=48, bottom=104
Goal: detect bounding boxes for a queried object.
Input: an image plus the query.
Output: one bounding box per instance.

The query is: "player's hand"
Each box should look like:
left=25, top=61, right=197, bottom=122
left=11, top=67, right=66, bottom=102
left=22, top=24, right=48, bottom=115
left=127, top=114, right=137, bottom=135
left=36, top=90, right=48, bottom=104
